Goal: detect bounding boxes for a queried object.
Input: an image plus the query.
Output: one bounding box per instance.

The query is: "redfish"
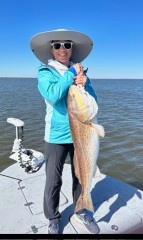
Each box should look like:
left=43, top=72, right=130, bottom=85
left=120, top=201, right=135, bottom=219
left=68, top=84, right=105, bottom=213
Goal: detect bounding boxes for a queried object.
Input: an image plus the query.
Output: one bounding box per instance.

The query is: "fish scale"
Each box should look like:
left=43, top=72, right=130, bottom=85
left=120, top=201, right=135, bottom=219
left=68, top=84, right=105, bottom=213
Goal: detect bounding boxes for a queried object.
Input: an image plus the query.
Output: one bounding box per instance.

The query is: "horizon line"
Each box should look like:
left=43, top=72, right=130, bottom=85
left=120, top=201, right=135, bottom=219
left=0, top=77, right=143, bottom=80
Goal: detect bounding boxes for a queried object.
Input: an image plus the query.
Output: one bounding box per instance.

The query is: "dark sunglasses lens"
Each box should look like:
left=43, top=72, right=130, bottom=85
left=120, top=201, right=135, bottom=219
left=53, top=43, right=61, bottom=49
left=64, top=43, right=72, bottom=49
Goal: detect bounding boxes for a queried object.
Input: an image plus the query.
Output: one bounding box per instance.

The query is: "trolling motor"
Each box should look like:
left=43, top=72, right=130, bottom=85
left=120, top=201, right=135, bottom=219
left=7, top=118, right=45, bottom=173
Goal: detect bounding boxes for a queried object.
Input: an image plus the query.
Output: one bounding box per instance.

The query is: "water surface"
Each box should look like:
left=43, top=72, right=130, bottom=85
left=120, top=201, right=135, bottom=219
left=0, top=78, right=143, bottom=190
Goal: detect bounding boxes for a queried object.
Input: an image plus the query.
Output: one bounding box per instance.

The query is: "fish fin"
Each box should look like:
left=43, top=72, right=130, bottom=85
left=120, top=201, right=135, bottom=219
left=91, top=123, right=105, bottom=137
left=73, top=151, right=81, bottom=181
left=93, top=165, right=101, bottom=178
left=75, top=195, right=94, bottom=213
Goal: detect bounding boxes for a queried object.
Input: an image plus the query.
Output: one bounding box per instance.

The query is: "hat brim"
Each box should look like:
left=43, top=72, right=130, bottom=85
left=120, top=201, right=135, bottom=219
left=30, top=29, right=93, bottom=64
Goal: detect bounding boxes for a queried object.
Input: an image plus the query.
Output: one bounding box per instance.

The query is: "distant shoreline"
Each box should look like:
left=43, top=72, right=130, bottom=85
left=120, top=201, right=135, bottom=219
left=0, top=77, right=143, bottom=80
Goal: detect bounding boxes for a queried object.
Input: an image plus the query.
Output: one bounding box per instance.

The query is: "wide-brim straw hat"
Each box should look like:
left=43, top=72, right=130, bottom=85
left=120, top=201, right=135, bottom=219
left=30, top=29, right=93, bottom=64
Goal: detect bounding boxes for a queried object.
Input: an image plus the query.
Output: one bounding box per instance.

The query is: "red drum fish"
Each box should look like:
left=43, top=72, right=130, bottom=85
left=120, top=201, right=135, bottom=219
left=68, top=84, right=105, bottom=213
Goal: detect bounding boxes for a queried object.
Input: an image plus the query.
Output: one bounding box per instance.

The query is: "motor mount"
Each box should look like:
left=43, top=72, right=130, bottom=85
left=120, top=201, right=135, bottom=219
left=7, top=117, right=45, bottom=173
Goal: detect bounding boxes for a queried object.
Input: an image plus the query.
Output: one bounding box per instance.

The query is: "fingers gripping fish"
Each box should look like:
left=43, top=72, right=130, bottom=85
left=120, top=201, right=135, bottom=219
left=68, top=84, right=105, bottom=213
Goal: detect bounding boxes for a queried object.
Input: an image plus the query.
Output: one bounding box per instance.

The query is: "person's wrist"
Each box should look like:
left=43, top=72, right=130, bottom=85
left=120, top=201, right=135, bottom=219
left=68, top=67, right=77, bottom=76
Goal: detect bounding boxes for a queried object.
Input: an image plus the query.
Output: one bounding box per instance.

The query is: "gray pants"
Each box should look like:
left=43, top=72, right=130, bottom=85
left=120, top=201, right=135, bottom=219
left=44, top=142, right=81, bottom=221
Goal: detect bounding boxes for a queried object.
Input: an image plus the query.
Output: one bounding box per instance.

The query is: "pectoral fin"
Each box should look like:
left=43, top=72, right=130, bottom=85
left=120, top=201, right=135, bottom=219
left=91, top=123, right=105, bottom=137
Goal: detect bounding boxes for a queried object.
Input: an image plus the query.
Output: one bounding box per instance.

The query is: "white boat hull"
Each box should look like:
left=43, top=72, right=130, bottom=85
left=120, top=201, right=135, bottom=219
left=0, top=162, right=143, bottom=234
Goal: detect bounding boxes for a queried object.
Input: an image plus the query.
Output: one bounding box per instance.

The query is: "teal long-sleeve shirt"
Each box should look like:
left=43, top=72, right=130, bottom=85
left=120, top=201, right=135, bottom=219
left=38, top=65, right=97, bottom=143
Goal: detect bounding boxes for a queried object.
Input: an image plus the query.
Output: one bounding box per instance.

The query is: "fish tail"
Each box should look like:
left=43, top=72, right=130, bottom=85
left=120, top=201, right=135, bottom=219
left=74, top=195, right=94, bottom=213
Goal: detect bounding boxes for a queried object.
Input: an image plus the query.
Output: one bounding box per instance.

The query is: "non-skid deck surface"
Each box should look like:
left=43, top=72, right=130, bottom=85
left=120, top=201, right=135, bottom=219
left=0, top=162, right=143, bottom=234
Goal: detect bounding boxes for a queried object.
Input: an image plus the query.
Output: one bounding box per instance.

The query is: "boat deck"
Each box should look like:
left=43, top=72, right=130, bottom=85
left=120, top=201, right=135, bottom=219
left=0, top=162, right=143, bottom=234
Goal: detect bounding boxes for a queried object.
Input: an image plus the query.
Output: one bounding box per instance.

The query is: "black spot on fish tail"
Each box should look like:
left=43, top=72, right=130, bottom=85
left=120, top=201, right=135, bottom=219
left=74, top=195, right=94, bottom=213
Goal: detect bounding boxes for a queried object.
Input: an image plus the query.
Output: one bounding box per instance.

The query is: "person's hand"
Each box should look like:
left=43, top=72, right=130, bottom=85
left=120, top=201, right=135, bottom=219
left=74, top=72, right=87, bottom=86
left=73, top=63, right=84, bottom=75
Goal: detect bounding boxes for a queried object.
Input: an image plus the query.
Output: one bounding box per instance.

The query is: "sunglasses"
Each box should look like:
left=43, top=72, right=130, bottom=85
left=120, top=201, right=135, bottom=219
left=51, top=42, right=73, bottom=50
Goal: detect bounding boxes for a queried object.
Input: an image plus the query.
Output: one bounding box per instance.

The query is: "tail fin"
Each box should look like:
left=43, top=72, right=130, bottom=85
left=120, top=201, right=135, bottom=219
left=74, top=194, right=94, bottom=213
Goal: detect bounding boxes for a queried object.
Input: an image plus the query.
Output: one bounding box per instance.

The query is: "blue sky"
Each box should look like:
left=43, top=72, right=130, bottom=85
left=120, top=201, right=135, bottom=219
left=0, top=0, right=143, bottom=78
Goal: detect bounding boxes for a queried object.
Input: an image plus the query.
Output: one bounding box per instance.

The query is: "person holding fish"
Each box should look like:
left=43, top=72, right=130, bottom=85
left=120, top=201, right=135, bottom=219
left=30, top=29, right=102, bottom=234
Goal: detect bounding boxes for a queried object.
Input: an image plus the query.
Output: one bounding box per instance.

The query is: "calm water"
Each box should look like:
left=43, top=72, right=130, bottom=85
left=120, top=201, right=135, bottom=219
left=0, top=78, right=143, bottom=190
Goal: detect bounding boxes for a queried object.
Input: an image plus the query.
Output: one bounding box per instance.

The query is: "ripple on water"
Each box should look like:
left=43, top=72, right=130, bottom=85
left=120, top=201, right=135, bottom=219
left=0, top=78, right=143, bottom=191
